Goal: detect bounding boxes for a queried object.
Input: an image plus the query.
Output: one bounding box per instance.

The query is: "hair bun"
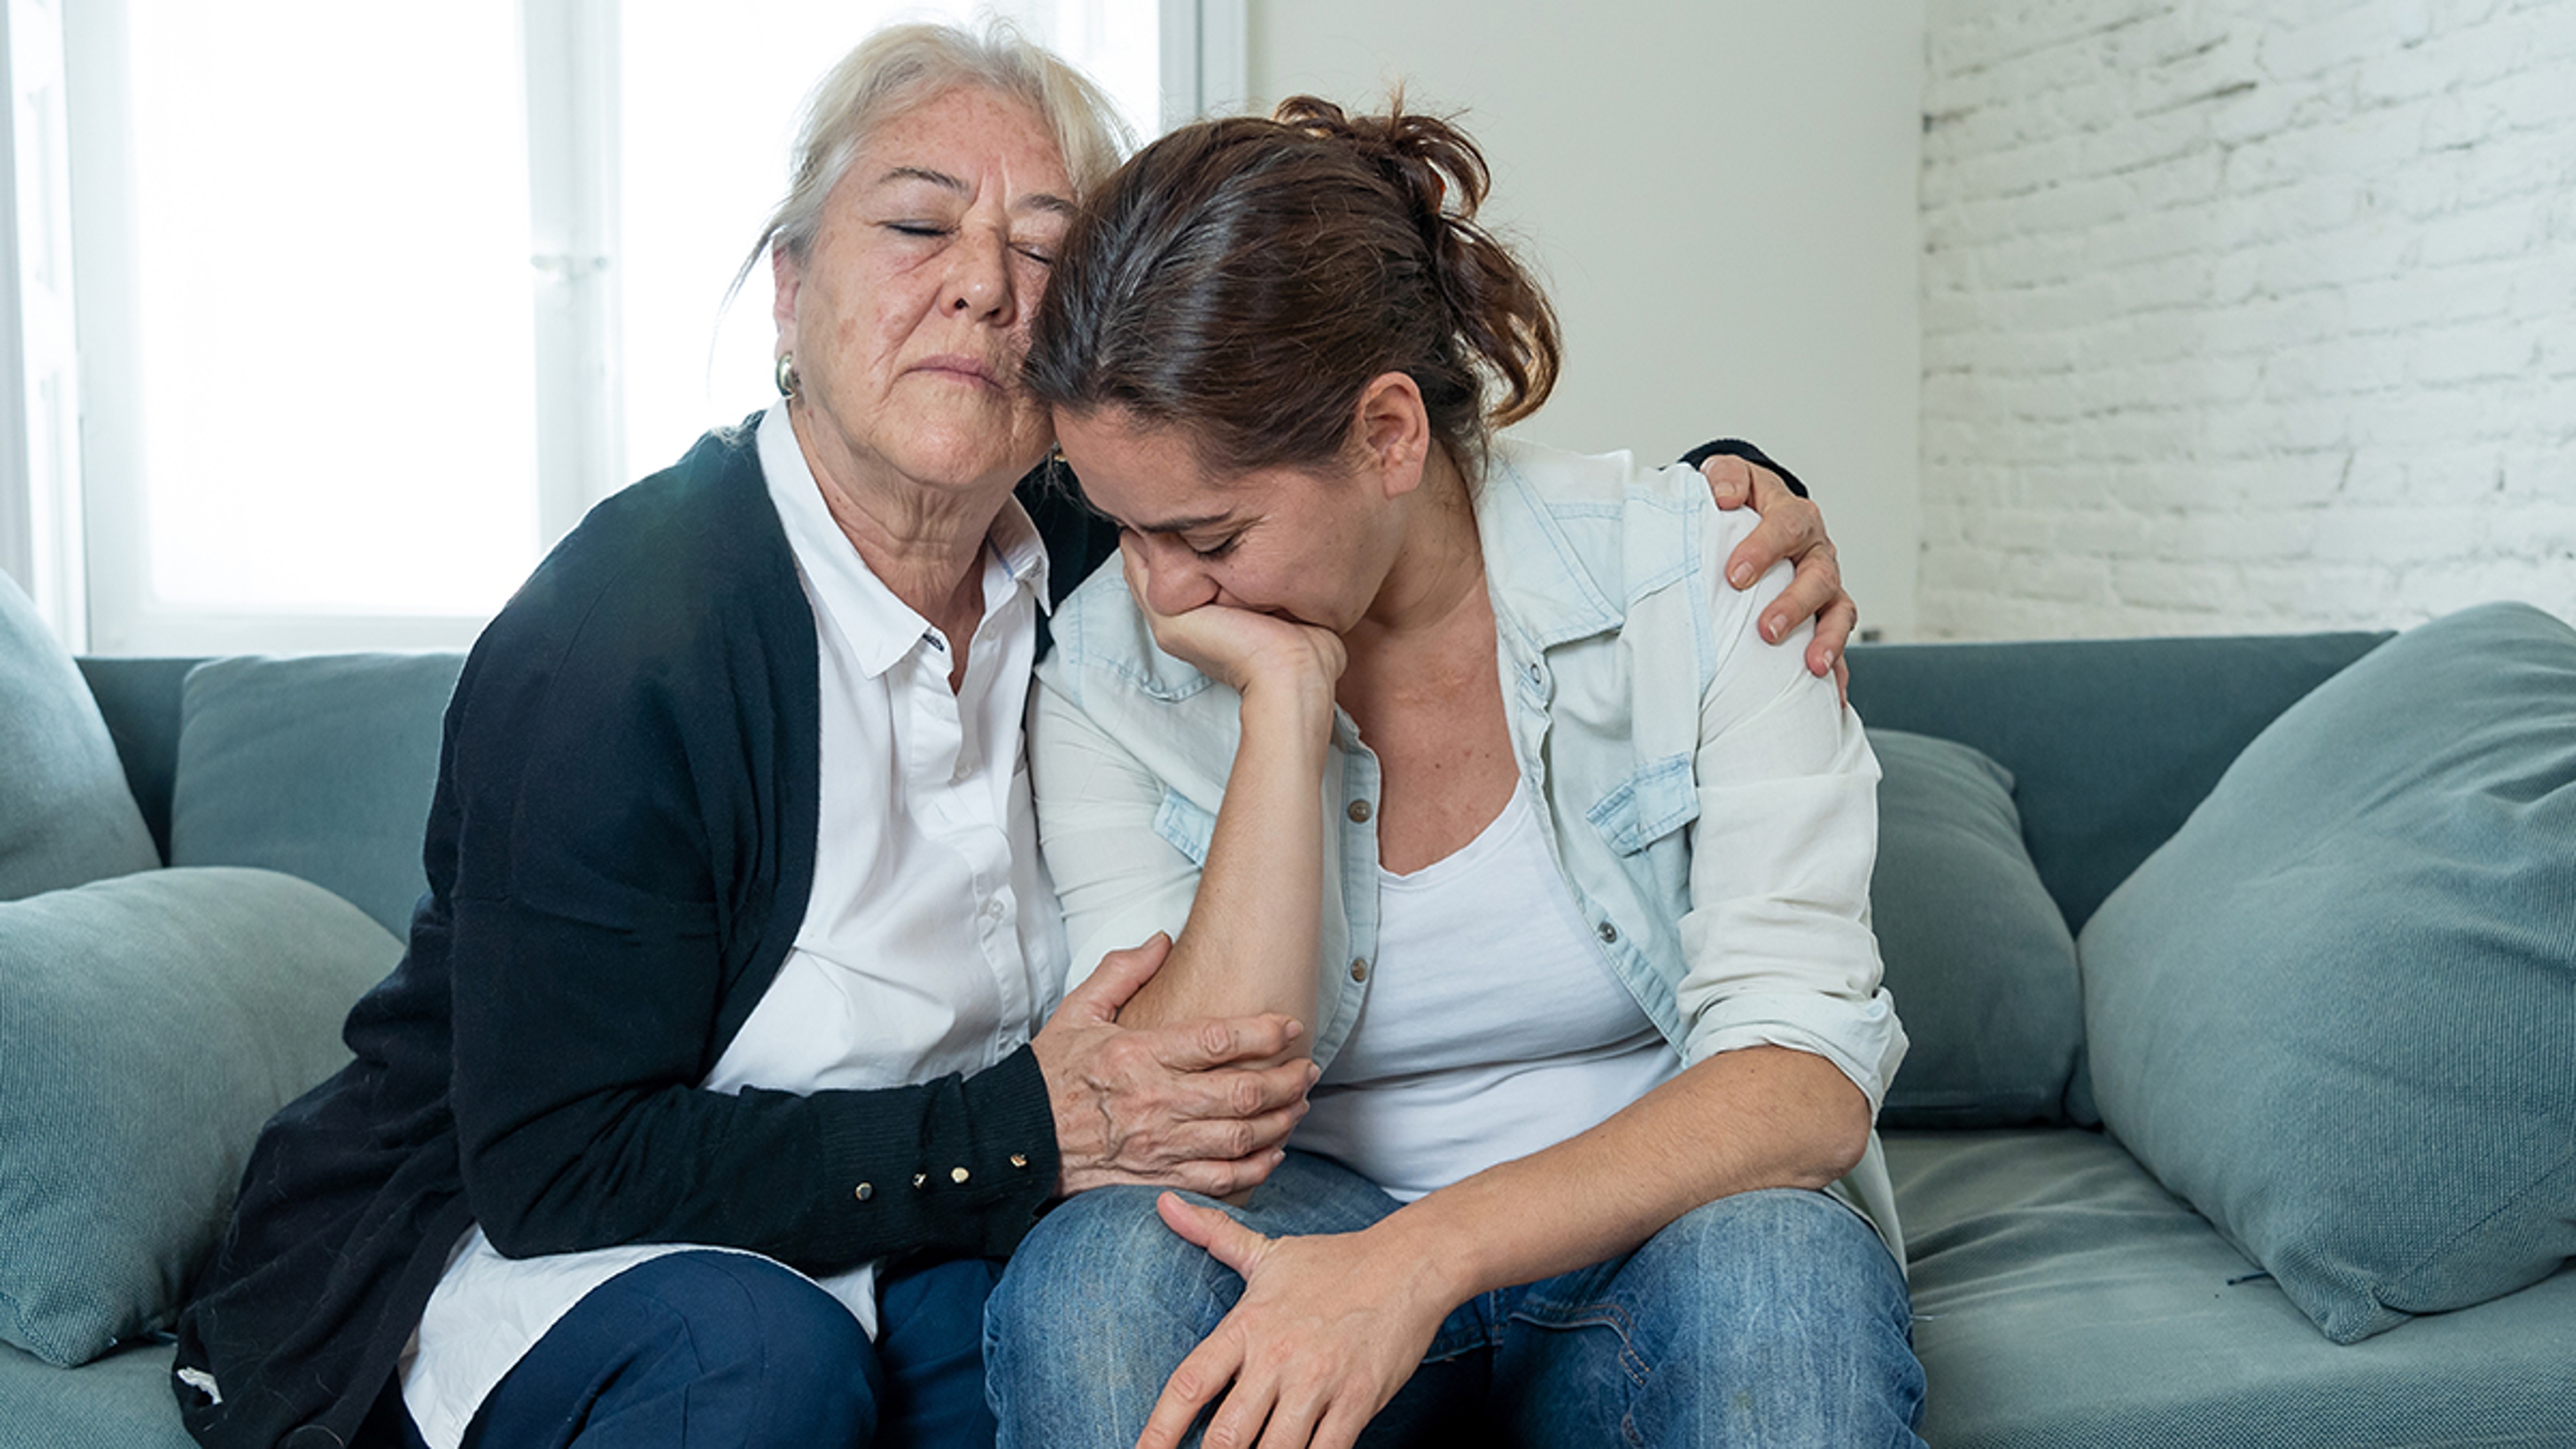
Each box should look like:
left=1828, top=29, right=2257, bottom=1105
left=1273, top=94, right=1487, bottom=229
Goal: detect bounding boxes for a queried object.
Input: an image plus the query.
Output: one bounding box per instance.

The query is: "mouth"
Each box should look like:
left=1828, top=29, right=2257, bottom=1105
left=910, top=354, right=1006, bottom=388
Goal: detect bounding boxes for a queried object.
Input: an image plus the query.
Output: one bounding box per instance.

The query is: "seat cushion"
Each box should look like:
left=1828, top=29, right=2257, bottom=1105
left=1865, top=729, right=2081, bottom=1127
left=1889, top=1129, right=2576, bottom=1449
left=0, top=869, right=400, bottom=1366
left=168, top=652, right=463, bottom=937
left=0, top=1339, right=193, bottom=1449
left=0, top=572, right=160, bottom=900
left=2078, top=601, right=2576, bottom=1343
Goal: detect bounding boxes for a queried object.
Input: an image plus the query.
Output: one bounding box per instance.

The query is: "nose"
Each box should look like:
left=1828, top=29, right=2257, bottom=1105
left=1136, top=535, right=1220, bottom=615
left=945, top=223, right=1014, bottom=320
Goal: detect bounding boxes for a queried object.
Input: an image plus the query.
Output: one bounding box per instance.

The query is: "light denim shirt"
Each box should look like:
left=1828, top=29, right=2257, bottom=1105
left=1030, top=436, right=1907, bottom=1254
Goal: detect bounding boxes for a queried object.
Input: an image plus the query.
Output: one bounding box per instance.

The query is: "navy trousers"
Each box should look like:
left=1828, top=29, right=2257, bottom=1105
left=398, top=1250, right=1007, bottom=1449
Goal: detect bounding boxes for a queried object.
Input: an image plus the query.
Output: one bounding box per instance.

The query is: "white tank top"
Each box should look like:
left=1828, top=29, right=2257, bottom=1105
left=1292, top=779, right=1679, bottom=1201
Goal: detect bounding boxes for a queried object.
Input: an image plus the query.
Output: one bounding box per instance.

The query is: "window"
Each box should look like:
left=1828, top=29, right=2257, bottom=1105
left=4, top=0, right=1241, bottom=653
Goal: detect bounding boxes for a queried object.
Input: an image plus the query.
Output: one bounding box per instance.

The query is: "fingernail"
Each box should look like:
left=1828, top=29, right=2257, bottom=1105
left=1764, top=615, right=1784, bottom=642
left=1818, top=649, right=1836, bottom=674
left=1729, top=563, right=1754, bottom=589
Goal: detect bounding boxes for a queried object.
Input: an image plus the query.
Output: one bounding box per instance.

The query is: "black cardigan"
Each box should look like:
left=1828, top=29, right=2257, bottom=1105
left=175, top=423, right=1107, bottom=1449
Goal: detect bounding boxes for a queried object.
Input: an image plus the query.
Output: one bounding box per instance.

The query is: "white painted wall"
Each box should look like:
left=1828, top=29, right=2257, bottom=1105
left=1920, top=0, right=2576, bottom=640
left=1246, top=0, right=1927, bottom=638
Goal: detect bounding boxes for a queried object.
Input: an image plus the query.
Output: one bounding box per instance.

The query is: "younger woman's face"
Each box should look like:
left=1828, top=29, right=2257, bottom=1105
left=1053, top=409, right=1407, bottom=635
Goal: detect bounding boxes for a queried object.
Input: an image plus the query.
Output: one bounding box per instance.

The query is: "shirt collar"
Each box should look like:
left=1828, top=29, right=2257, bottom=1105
left=757, top=402, right=1049, bottom=679
left=1473, top=436, right=1625, bottom=651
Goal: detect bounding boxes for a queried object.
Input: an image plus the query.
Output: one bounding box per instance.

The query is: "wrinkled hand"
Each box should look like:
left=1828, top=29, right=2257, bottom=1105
left=1122, top=539, right=1346, bottom=699
left=1700, top=455, right=1856, bottom=702
left=1137, top=1195, right=1450, bottom=1449
left=1032, top=934, right=1318, bottom=1198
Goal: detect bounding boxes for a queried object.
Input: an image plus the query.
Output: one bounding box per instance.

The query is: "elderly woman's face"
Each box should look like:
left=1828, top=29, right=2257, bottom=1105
left=775, top=86, right=1073, bottom=498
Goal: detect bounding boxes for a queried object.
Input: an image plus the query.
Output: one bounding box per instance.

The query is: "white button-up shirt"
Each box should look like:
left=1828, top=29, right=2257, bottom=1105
left=403, top=403, right=1065, bottom=1449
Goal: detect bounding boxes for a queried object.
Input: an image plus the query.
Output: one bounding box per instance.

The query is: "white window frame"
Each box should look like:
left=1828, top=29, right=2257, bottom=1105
left=0, top=0, right=1244, bottom=656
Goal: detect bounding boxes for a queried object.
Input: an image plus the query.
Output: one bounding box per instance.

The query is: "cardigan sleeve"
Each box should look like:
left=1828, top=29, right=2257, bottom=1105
left=438, top=482, right=1058, bottom=1271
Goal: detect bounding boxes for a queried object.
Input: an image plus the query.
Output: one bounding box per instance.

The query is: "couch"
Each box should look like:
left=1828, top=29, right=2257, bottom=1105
left=5, top=570, right=2571, bottom=1447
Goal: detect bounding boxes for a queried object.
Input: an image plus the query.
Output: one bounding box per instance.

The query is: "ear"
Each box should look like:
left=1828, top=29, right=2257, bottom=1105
left=771, top=244, right=802, bottom=356
left=1350, top=372, right=1432, bottom=500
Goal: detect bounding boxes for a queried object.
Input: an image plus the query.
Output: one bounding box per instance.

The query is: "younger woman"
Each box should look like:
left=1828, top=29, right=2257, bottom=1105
left=985, top=100, right=1921, bottom=1448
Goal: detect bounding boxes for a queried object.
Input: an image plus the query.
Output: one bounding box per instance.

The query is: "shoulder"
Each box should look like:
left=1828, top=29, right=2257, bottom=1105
left=1481, top=436, right=1760, bottom=618
left=452, top=423, right=816, bottom=768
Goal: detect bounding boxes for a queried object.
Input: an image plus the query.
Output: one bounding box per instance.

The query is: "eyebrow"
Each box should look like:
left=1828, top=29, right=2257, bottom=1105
left=875, top=165, right=1075, bottom=218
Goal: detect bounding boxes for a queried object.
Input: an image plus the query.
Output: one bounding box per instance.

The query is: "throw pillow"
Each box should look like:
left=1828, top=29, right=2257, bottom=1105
left=0, top=572, right=160, bottom=900
left=2080, top=601, right=2576, bottom=1343
left=0, top=867, right=400, bottom=1366
left=1866, top=729, right=2083, bottom=1128
left=170, top=653, right=463, bottom=937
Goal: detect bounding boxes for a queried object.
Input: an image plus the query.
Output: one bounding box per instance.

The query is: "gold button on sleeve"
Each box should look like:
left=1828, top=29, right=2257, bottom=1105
left=853, top=1182, right=873, bottom=1202
left=1010, top=1152, right=1029, bottom=1169
left=912, top=1173, right=927, bottom=1189
left=951, top=1166, right=971, bottom=1184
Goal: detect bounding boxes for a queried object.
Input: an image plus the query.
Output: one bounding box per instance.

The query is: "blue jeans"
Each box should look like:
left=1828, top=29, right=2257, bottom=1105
left=398, top=1250, right=1007, bottom=1449
left=985, top=1152, right=1925, bottom=1448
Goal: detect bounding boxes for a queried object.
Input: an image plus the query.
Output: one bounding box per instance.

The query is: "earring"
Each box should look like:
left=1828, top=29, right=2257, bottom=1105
left=775, top=352, right=800, bottom=397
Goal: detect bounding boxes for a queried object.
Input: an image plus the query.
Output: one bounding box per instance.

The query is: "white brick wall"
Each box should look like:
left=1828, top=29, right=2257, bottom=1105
left=1920, top=0, right=2576, bottom=639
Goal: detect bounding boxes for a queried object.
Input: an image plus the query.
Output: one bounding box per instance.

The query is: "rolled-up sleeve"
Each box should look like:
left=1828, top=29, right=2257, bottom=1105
left=1670, top=524, right=1906, bottom=1112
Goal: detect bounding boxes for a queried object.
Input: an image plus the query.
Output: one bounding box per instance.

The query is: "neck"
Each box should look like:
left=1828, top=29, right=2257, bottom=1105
left=788, top=401, right=1008, bottom=628
left=1349, top=445, right=1487, bottom=657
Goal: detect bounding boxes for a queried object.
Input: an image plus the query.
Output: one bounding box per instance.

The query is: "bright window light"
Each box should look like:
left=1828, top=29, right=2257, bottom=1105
left=126, top=0, right=541, bottom=616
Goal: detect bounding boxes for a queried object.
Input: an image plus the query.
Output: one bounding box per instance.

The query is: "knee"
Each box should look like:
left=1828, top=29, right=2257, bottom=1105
left=1638, top=1191, right=1921, bottom=1432
left=985, top=1187, right=1234, bottom=1438
left=607, top=1253, right=875, bottom=1447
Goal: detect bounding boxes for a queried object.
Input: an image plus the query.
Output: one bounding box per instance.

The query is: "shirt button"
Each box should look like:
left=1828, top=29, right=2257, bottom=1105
left=1597, top=921, right=1619, bottom=945
left=951, top=1166, right=971, bottom=1184
left=1349, top=958, right=1370, bottom=982
left=1347, top=799, right=1372, bottom=823
left=854, top=1182, right=874, bottom=1202
left=1010, top=1153, right=1030, bottom=1169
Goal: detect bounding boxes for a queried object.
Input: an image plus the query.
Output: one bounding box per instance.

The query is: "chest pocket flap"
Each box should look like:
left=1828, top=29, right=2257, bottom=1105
left=1153, top=788, right=1218, bottom=866
left=1584, top=753, right=1699, bottom=855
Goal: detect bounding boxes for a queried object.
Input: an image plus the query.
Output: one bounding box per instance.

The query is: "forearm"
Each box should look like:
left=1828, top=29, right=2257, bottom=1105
left=1120, top=677, right=1334, bottom=1034
left=1371, top=1045, right=1871, bottom=1303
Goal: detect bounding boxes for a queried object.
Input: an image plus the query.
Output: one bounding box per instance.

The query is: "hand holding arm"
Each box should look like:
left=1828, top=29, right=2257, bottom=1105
left=1030, top=932, right=1319, bottom=1197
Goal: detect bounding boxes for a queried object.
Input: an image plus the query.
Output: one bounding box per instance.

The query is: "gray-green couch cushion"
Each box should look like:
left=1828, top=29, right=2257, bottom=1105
left=2080, top=601, right=2576, bottom=1344
left=0, top=574, right=160, bottom=900
left=0, top=868, right=400, bottom=1366
left=0, top=1339, right=193, bottom=1449
left=1890, top=1130, right=2576, bottom=1448
left=168, top=653, right=463, bottom=937
left=1867, top=729, right=2081, bottom=1127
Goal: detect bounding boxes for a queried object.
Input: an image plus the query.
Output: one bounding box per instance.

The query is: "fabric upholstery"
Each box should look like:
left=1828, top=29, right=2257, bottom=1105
left=2079, top=602, right=2576, bottom=1344
left=0, top=574, right=160, bottom=901
left=0, top=1340, right=194, bottom=1449
left=0, top=868, right=400, bottom=1366
left=1866, top=729, right=2081, bottom=1127
left=1890, top=1129, right=2576, bottom=1449
left=168, top=653, right=463, bottom=936
left=1843, top=629, right=2388, bottom=934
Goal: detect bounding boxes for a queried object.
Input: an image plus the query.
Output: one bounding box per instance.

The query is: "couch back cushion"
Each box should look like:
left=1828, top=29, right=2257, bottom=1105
left=169, top=653, right=464, bottom=937
left=1868, top=729, right=2082, bottom=1127
left=2080, top=601, right=2576, bottom=1344
left=0, top=867, right=401, bottom=1366
left=1846, top=629, right=2389, bottom=934
left=0, top=574, right=161, bottom=900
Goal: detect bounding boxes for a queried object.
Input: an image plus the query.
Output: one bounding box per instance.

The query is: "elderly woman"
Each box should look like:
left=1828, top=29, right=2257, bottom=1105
left=174, top=25, right=1856, bottom=1449
left=987, top=99, right=1921, bottom=1448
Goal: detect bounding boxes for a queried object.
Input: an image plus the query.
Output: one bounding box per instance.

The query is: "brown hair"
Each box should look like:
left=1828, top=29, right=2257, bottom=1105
left=1024, top=95, right=1560, bottom=480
